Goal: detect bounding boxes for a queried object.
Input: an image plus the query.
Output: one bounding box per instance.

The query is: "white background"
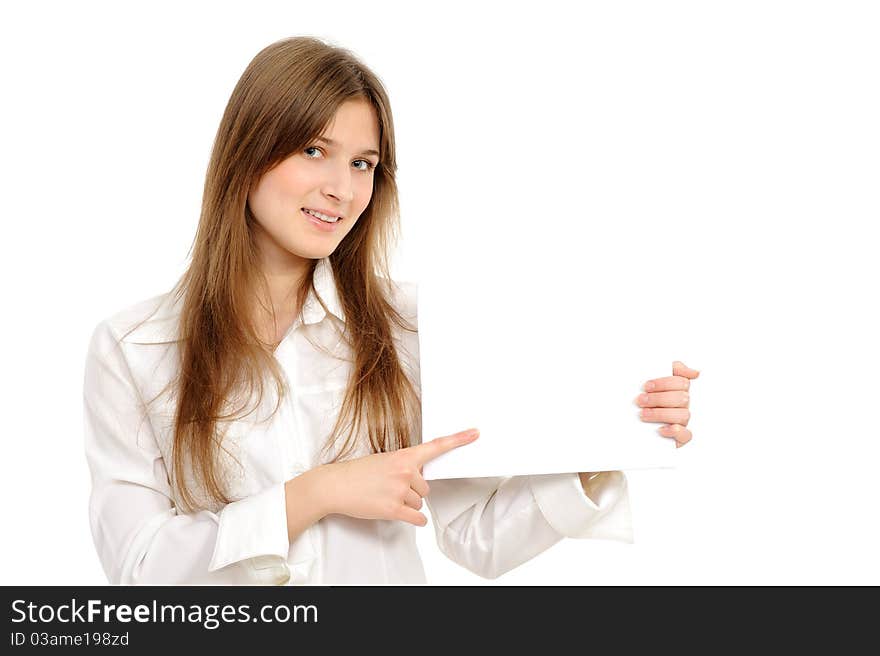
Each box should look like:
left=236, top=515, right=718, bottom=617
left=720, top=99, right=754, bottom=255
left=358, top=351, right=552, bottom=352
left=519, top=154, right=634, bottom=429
left=1, top=0, right=878, bottom=585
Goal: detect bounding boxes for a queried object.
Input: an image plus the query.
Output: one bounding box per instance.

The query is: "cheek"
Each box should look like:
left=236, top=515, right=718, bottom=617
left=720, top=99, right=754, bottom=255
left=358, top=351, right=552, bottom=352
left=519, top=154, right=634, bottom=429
left=354, top=177, right=375, bottom=212
left=252, top=168, right=311, bottom=222
left=274, top=165, right=315, bottom=201
left=247, top=179, right=272, bottom=226
left=251, top=171, right=281, bottom=209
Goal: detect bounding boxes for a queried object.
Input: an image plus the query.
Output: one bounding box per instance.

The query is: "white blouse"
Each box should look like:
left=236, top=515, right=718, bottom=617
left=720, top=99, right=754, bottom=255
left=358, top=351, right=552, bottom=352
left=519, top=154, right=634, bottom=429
left=82, top=257, right=633, bottom=584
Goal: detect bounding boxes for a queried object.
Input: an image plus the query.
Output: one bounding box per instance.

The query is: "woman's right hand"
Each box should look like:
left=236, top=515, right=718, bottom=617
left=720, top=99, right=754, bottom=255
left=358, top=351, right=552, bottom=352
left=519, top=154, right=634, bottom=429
left=315, top=428, right=480, bottom=526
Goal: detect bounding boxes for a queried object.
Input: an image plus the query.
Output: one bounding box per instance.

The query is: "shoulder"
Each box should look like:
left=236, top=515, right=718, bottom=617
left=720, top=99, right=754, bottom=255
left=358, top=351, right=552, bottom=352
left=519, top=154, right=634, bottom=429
left=85, top=292, right=183, bottom=398
left=385, top=278, right=420, bottom=373
left=86, top=291, right=181, bottom=365
left=387, top=278, right=418, bottom=327
left=97, top=292, right=182, bottom=346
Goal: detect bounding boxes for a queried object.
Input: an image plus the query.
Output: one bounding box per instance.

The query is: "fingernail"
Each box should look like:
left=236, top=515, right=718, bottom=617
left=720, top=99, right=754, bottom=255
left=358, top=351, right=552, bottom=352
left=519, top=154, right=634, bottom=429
left=465, top=429, right=480, bottom=438
left=644, top=381, right=655, bottom=391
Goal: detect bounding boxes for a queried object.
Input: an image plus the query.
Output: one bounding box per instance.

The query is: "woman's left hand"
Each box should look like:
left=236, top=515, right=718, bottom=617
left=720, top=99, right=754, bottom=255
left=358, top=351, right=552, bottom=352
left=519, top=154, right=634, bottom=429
left=577, top=361, right=700, bottom=495
left=634, top=360, right=700, bottom=448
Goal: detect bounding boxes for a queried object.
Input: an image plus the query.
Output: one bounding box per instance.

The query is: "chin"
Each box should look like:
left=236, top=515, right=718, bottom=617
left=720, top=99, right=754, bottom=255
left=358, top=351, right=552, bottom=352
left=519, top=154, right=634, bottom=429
left=287, top=243, right=338, bottom=261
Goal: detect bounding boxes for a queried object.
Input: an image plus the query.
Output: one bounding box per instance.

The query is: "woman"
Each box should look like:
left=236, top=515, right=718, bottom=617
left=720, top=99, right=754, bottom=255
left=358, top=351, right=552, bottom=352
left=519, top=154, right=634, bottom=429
left=83, top=36, right=699, bottom=584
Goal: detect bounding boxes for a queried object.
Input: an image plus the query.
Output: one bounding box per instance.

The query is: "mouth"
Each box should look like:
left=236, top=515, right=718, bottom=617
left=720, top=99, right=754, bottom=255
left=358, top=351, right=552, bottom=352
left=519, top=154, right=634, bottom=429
left=301, top=207, right=343, bottom=224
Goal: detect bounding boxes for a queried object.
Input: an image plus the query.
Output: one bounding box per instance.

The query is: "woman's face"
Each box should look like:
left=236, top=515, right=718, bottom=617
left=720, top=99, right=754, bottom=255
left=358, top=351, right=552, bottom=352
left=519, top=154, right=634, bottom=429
left=247, top=97, right=381, bottom=273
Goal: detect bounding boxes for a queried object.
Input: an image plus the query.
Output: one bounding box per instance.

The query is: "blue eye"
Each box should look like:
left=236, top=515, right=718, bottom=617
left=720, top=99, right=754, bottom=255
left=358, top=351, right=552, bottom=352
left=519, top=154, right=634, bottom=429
left=304, top=146, right=376, bottom=172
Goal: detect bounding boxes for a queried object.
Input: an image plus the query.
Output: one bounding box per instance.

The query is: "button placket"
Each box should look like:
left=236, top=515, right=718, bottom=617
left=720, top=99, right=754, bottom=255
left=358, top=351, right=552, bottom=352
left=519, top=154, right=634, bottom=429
left=271, top=342, right=296, bottom=482
left=275, top=336, right=309, bottom=477
left=274, top=330, right=320, bottom=581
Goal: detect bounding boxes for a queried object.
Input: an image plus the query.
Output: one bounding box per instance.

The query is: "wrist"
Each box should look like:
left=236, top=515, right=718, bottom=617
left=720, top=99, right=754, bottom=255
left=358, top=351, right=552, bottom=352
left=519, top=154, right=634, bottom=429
left=303, top=463, right=338, bottom=518
left=578, top=471, right=604, bottom=499
left=285, top=466, right=331, bottom=529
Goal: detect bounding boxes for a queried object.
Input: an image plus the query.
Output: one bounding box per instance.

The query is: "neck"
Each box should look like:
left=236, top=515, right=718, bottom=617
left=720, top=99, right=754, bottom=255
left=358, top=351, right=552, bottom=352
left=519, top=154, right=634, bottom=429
left=252, top=224, right=313, bottom=315
left=250, top=226, right=316, bottom=345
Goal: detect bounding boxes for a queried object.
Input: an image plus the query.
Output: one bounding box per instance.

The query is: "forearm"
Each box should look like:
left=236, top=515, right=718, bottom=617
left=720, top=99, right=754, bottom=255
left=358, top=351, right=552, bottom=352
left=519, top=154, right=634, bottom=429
left=426, top=476, right=563, bottom=579
left=427, top=471, right=633, bottom=579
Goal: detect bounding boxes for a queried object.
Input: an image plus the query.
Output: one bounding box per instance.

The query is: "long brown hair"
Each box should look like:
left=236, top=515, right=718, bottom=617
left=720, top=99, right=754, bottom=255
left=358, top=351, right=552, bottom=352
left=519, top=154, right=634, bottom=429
left=134, top=36, right=419, bottom=512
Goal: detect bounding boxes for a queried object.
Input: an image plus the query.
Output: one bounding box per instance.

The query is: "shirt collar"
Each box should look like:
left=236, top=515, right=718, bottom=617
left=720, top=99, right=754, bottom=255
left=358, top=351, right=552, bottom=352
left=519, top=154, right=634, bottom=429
left=122, top=257, right=344, bottom=344
left=303, top=256, right=346, bottom=326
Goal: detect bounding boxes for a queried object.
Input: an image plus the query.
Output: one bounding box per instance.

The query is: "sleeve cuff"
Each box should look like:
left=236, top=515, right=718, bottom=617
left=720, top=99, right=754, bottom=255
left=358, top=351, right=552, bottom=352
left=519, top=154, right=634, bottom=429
left=208, top=483, right=290, bottom=572
left=528, top=471, right=633, bottom=541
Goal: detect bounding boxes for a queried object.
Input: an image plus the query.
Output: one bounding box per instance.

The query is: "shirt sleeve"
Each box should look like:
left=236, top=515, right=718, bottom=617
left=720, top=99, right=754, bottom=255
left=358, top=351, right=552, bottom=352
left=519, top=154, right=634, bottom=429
left=83, top=320, right=294, bottom=585
left=424, top=470, right=633, bottom=580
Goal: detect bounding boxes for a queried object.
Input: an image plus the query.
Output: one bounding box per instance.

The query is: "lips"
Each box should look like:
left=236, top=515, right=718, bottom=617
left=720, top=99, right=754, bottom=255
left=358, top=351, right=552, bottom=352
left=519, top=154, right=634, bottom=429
left=302, top=208, right=341, bottom=232
left=301, top=207, right=344, bottom=221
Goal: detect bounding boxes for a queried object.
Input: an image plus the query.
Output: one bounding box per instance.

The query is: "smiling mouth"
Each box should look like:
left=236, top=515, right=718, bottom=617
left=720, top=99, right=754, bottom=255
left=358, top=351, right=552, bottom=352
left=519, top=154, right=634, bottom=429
left=302, top=207, right=343, bottom=223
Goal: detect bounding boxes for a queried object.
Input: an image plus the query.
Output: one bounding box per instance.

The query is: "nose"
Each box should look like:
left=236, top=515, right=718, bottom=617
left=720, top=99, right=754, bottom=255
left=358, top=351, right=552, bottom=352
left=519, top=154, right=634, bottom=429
left=321, top=161, right=354, bottom=204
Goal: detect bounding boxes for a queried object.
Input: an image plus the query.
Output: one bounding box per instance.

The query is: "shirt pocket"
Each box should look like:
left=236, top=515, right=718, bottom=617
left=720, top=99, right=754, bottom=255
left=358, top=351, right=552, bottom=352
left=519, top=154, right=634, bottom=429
left=148, top=389, right=287, bottom=503
left=294, top=375, right=369, bottom=467
left=220, top=411, right=287, bottom=497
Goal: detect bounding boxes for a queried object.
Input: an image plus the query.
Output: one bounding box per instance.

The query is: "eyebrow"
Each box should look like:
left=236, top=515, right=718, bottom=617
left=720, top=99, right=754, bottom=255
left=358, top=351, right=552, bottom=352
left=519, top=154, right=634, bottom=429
left=314, top=136, right=380, bottom=159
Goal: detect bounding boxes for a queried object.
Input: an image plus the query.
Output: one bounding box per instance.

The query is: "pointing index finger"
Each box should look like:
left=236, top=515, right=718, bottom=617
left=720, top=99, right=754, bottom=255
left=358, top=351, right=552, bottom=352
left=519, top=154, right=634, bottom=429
left=412, top=430, right=480, bottom=465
